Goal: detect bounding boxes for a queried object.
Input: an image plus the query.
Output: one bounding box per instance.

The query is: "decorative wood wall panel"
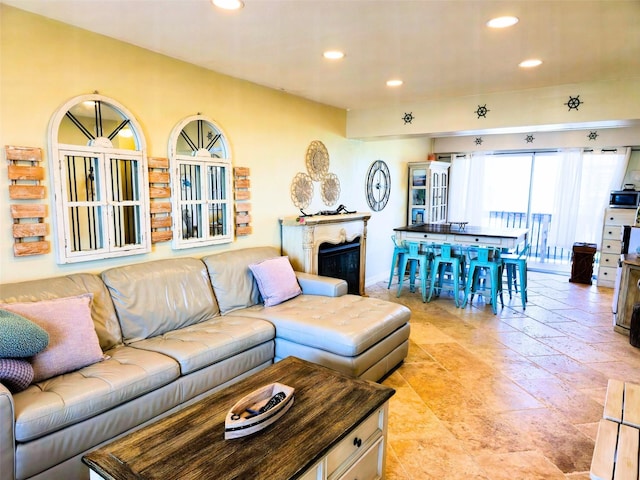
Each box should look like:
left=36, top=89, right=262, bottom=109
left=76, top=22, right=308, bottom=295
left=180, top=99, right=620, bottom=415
left=234, top=167, right=252, bottom=236
left=6, top=146, right=51, bottom=256
left=10, top=205, right=50, bottom=256
left=148, top=157, right=172, bottom=243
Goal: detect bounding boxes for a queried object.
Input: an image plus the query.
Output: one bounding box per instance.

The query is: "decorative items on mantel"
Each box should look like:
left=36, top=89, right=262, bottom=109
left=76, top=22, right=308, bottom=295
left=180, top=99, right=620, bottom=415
left=234, top=167, right=252, bottom=236
left=147, top=156, right=173, bottom=243
left=6, top=145, right=50, bottom=256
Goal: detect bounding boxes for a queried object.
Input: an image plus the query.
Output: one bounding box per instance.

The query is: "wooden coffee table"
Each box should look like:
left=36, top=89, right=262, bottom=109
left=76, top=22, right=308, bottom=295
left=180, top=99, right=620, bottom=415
left=83, top=356, right=395, bottom=480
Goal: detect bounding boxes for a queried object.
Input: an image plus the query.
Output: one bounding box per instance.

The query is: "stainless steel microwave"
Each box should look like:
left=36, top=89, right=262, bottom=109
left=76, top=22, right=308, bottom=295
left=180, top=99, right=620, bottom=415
left=610, top=190, right=640, bottom=208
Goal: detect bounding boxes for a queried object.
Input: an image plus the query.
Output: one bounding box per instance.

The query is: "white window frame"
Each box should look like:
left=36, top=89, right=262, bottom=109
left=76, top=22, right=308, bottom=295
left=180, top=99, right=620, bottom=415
left=48, top=94, right=150, bottom=263
left=169, top=115, right=233, bottom=249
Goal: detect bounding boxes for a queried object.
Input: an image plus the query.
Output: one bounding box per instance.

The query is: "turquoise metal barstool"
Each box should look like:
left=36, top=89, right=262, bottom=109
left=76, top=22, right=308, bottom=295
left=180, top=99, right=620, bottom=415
left=388, top=235, right=409, bottom=289
left=463, top=246, right=504, bottom=314
left=428, top=243, right=465, bottom=307
left=397, top=241, right=431, bottom=302
left=502, top=244, right=529, bottom=309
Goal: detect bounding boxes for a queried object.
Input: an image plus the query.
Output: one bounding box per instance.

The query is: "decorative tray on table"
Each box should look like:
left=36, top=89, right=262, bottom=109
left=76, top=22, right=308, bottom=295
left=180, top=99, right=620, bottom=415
left=224, top=382, right=295, bottom=439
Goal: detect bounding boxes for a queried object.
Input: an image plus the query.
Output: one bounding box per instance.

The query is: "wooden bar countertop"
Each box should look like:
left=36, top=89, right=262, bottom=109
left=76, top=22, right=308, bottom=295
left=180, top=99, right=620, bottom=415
left=83, top=357, right=395, bottom=480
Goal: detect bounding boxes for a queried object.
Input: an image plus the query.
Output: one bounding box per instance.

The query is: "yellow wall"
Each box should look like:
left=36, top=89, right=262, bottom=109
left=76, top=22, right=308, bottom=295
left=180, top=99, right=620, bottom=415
left=0, top=5, right=429, bottom=284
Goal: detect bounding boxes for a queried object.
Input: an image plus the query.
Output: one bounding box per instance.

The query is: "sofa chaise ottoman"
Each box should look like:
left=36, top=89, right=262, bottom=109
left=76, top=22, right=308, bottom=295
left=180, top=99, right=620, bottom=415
left=202, top=247, right=411, bottom=381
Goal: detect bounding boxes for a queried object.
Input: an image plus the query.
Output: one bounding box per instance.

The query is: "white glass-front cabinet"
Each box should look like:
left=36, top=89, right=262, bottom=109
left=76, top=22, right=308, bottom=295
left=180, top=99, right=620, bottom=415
left=407, top=161, right=450, bottom=225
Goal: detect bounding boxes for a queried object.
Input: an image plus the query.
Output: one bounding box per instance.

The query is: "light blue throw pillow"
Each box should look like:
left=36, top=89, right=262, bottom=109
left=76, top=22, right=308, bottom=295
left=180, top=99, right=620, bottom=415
left=0, top=308, right=49, bottom=358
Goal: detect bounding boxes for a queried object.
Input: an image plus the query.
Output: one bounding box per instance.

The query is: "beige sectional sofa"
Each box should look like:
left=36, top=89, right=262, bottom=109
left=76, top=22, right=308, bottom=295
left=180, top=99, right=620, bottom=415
left=0, top=246, right=410, bottom=480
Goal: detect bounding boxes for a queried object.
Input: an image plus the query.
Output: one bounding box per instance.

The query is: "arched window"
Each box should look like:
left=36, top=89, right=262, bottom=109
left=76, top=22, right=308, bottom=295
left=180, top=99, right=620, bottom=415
left=169, top=115, right=233, bottom=249
left=48, top=94, right=150, bottom=263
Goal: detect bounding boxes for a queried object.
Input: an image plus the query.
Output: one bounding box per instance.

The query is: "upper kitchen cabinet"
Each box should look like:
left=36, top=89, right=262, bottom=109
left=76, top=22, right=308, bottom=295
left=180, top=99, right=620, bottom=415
left=407, top=161, right=450, bottom=225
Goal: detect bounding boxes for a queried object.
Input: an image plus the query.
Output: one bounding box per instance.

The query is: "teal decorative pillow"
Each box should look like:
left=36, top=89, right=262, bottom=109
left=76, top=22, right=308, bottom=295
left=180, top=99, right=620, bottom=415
left=0, top=309, right=49, bottom=358
left=0, top=358, right=34, bottom=393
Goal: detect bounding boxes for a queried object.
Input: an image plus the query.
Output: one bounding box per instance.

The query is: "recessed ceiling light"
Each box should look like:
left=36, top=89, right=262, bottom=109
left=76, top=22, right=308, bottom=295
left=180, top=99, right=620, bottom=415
left=211, top=0, right=244, bottom=10
left=486, top=16, right=519, bottom=28
left=386, top=79, right=403, bottom=87
left=519, top=59, right=543, bottom=68
left=323, top=50, right=345, bottom=60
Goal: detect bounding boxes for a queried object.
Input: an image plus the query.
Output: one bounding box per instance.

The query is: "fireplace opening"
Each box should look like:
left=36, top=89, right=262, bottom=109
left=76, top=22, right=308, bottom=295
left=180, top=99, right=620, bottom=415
left=318, top=238, right=361, bottom=295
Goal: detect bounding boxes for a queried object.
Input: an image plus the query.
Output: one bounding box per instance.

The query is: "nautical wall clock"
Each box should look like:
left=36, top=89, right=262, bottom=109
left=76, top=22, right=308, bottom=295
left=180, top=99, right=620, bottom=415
left=365, top=160, right=391, bottom=212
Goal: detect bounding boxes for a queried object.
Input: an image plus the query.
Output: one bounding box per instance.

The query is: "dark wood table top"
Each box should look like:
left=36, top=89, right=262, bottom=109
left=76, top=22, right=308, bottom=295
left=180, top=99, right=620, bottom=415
left=394, top=223, right=529, bottom=239
left=83, top=357, right=395, bottom=480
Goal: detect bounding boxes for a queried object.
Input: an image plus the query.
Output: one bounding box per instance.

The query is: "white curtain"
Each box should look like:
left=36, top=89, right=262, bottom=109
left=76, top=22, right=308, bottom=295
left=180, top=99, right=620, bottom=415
left=448, top=153, right=486, bottom=224
left=611, top=147, right=632, bottom=191
left=575, top=147, right=631, bottom=244
left=547, top=149, right=583, bottom=249
left=548, top=147, right=631, bottom=249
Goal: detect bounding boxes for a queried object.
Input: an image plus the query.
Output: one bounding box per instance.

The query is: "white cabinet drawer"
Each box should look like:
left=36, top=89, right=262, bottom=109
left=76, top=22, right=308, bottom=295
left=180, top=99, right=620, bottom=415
left=404, top=232, right=447, bottom=242
left=604, top=209, right=636, bottom=226
left=453, top=235, right=501, bottom=246
left=599, top=253, right=620, bottom=270
left=598, top=266, right=618, bottom=286
left=327, top=408, right=383, bottom=477
left=601, top=240, right=622, bottom=255
left=602, top=225, right=623, bottom=240
left=335, top=437, right=384, bottom=480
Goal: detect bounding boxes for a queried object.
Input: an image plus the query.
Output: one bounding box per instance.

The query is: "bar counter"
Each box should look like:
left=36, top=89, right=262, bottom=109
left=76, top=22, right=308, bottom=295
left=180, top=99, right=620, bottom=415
left=394, top=223, right=528, bottom=250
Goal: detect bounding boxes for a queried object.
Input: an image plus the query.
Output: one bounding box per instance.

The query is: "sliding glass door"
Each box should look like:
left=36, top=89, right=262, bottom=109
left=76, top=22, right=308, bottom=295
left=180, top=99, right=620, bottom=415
left=449, top=149, right=629, bottom=269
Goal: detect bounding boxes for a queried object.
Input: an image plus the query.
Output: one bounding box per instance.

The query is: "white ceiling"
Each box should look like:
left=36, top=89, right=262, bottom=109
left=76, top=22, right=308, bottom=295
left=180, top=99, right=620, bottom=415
left=3, top=0, right=640, bottom=111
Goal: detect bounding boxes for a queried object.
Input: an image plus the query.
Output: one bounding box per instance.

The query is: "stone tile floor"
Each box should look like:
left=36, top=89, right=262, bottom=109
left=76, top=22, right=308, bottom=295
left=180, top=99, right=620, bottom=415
left=369, top=271, right=640, bottom=479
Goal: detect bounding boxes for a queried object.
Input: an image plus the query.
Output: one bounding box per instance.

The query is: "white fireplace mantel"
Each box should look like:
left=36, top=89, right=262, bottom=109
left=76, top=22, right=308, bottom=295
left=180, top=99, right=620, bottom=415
left=279, top=212, right=371, bottom=296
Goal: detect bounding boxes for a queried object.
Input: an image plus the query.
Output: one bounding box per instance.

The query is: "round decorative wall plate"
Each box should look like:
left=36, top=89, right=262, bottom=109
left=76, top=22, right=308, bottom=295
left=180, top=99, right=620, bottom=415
left=290, top=172, right=314, bottom=209
left=365, top=160, right=391, bottom=212
left=321, top=173, right=340, bottom=206
left=305, top=140, right=330, bottom=181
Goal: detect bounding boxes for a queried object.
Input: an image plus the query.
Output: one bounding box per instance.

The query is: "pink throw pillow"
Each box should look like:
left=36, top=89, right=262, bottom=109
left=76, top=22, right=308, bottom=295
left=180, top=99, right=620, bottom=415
left=0, top=294, right=104, bottom=383
left=249, top=256, right=302, bottom=307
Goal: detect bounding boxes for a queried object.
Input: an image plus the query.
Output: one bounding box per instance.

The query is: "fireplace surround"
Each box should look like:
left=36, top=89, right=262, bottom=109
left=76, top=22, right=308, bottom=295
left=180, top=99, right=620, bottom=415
left=279, top=212, right=371, bottom=296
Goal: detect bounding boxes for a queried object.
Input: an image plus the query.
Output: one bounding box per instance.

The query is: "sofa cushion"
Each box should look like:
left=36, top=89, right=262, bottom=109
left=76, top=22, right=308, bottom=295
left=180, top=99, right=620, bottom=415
left=0, top=308, right=49, bottom=358
left=229, top=294, right=411, bottom=356
left=102, top=258, right=220, bottom=344
left=13, top=346, right=180, bottom=442
left=0, top=273, right=122, bottom=351
left=1, top=294, right=105, bottom=382
left=0, top=358, right=34, bottom=393
left=249, top=256, right=301, bottom=306
left=203, top=246, right=281, bottom=314
left=129, top=316, right=275, bottom=374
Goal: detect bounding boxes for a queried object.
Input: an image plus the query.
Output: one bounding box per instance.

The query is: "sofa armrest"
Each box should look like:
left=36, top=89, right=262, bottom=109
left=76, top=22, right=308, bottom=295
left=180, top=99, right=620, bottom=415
left=0, top=383, right=15, bottom=480
left=295, top=272, right=348, bottom=297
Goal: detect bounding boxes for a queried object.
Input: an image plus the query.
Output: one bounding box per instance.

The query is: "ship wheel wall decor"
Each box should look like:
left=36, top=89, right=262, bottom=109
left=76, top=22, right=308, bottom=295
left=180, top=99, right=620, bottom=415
left=366, top=160, right=391, bottom=212
left=305, top=140, right=330, bottom=181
